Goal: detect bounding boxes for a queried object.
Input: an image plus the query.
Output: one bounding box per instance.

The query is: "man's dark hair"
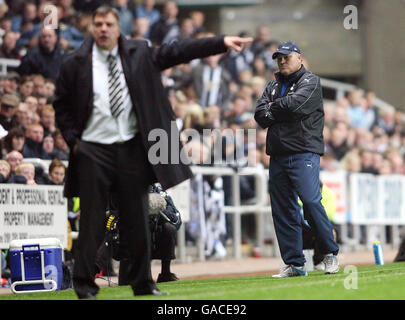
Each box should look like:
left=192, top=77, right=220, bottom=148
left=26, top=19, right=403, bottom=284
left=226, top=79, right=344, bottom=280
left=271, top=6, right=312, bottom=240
left=92, top=5, right=120, bottom=23
left=49, top=158, right=66, bottom=174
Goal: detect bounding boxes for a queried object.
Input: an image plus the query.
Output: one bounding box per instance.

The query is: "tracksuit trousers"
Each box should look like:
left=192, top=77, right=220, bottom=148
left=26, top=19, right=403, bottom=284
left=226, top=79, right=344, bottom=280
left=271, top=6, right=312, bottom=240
left=269, top=152, right=339, bottom=266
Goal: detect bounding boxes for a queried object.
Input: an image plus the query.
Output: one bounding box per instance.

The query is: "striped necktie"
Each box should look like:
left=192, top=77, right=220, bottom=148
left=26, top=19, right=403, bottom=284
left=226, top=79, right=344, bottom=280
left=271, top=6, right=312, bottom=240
left=107, top=54, right=124, bottom=118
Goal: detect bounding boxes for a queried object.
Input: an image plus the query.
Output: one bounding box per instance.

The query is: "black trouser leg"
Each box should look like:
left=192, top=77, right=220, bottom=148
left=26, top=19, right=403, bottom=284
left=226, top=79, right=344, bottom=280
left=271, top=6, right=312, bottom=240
left=73, top=142, right=113, bottom=298
left=115, top=137, right=156, bottom=293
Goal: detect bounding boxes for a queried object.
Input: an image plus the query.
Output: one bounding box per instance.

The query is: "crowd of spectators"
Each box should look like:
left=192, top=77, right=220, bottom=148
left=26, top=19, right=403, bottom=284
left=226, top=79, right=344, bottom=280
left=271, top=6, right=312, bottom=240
left=0, top=0, right=404, bottom=259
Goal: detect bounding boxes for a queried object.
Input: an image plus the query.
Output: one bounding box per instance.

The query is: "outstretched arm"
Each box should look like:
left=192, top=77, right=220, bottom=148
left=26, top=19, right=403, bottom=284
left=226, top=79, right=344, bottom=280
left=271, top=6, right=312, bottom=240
left=223, top=36, right=254, bottom=53
left=152, top=35, right=253, bottom=71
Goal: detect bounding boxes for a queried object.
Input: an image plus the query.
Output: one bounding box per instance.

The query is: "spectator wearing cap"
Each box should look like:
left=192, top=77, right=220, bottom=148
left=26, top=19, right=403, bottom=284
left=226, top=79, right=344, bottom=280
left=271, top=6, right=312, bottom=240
left=0, top=93, right=20, bottom=130
left=17, top=26, right=65, bottom=81
left=254, top=41, right=339, bottom=277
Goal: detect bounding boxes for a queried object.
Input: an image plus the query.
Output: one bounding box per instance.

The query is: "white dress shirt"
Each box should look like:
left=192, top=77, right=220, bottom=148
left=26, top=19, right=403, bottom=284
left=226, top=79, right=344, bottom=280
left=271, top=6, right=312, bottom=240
left=82, top=43, right=137, bottom=144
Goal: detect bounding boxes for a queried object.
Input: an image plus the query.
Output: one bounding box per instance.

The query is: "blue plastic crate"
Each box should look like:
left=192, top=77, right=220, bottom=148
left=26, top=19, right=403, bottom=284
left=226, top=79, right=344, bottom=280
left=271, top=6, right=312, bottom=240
left=9, top=238, right=63, bottom=294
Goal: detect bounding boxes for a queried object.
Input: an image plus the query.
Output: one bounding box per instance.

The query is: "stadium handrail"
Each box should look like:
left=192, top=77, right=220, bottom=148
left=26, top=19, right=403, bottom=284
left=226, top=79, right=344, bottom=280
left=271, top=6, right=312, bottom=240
left=189, top=165, right=269, bottom=260
left=0, top=58, right=20, bottom=76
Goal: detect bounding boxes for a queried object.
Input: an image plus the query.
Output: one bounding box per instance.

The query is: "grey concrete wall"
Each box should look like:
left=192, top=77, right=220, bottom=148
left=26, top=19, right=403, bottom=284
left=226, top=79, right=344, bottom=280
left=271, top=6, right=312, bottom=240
left=362, top=0, right=405, bottom=110
left=216, top=0, right=404, bottom=110
left=218, top=0, right=362, bottom=76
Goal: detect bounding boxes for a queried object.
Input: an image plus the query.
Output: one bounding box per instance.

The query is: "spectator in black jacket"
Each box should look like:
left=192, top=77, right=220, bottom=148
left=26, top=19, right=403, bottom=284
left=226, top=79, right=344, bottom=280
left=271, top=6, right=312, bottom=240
left=22, top=122, right=50, bottom=159
left=0, top=31, right=20, bottom=60
left=149, top=1, right=180, bottom=46
left=46, top=159, right=66, bottom=185
left=17, top=27, right=65, bottom=81
left=254, top=41, right=339, bottom=277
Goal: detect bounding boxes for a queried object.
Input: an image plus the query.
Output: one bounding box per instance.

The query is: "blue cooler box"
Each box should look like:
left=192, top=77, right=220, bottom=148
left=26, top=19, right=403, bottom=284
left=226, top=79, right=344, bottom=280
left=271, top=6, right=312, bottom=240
left=9, top=238, right=63, bottom=294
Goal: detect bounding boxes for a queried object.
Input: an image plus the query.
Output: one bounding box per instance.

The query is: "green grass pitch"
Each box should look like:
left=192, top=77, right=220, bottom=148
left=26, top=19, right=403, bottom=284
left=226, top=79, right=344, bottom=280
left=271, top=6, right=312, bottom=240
left=1, top=262, right=405, bottom=300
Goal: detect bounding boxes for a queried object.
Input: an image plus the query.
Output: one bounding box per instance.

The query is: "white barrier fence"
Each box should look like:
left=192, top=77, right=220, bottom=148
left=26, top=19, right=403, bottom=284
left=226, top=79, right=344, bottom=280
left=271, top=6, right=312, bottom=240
left=1, top=160, right=404, bottom=264
left=0, top=58, right=20, bottom=76
left=181, top=167, right=405, bottom=261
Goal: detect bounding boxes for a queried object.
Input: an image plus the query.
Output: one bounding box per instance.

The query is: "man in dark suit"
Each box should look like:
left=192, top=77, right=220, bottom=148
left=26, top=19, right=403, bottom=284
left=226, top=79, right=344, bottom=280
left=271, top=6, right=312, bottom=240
left=53, top=5, right=252, bottom=299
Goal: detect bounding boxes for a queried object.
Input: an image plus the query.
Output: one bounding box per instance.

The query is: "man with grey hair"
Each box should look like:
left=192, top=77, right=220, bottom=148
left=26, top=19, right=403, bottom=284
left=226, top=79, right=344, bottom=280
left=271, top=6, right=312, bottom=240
left=54, top=5, right=252, bottom=299
left=254, top=41, right=339, bottom=278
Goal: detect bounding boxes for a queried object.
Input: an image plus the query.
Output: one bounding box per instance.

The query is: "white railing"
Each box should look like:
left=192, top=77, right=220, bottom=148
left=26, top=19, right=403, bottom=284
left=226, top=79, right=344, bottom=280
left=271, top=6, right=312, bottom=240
left=3, top=157, right=405, bottom=263
left=320, top=77, right=396, bottom=113
left=181, top=166, right=405, bottom=262
left=186, top=165, right=271, bottom=261
left=0, top=58, right=20, bottom=75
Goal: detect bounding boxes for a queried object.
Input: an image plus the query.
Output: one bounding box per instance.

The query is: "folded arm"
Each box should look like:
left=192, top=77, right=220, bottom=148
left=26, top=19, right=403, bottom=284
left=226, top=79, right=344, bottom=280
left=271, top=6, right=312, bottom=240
left=270, top=75, right=321, bottom=121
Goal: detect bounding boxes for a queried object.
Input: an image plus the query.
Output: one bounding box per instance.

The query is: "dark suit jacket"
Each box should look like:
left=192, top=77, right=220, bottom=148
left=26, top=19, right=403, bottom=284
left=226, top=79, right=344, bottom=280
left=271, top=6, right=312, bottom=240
left=54, top=35, right=228, bottom=197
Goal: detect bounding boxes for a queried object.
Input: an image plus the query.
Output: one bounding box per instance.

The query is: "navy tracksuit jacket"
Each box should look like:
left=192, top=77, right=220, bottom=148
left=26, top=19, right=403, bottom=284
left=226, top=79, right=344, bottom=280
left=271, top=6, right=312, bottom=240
left=254, top=65, right=339, bottom=266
